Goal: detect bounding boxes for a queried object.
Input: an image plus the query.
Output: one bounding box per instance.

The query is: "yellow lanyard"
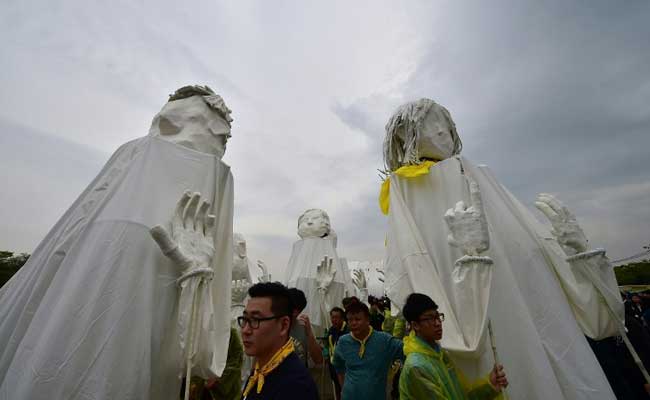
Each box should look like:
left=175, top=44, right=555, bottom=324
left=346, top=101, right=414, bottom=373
left=243, top=338, right=295, bottom=397
left=328, top=322, right=347, bottom=362
left=350, top=326, right=373, bottom=358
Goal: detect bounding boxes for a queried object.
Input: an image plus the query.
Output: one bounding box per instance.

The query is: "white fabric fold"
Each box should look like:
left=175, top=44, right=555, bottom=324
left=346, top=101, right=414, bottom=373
left=564, top=249, right=624, bottom=339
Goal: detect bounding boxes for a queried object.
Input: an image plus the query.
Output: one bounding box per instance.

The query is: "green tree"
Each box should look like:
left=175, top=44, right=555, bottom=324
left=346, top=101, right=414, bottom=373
left=0, top=251, right=30, bottom=288
left=614, top=260, right=650, bottom=286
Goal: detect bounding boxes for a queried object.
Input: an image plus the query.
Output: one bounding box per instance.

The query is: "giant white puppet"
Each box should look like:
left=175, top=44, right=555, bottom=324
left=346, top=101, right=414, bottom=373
left=284, top=209, right=345, bottom=332
left=381, top=99, right=617, bottom=399
left=0, top=85, right=234, bottom=400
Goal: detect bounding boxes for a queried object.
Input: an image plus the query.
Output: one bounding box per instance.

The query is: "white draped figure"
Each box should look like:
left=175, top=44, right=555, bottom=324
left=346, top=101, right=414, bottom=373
left=284, top=209, right=345, bottom=333
left=0, top=85, right=234, bottom=400
left=381, top=99, right=615, bottom=400
left=230, top=233, right=272, bottom=321
left=347, top=260, right=386, bottom=299
left=338, top=257, right=357, bottom=298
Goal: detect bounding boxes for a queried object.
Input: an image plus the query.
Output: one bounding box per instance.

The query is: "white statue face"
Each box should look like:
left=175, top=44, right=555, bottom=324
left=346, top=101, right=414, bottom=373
left=233, top=233, right=247, bottom=259
left=149, top=96, right=231, bottom=158
left=297, top=209, right=331, bottom=238
left=418, top=108, right=455, bottom=161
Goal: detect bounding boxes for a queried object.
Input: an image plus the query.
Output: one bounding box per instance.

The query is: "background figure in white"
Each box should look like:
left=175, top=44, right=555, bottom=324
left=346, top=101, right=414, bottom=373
left=338, top=257, right=357, bottom=298
left=346, top=260, right=386, bottom=300
left=230, top=233, right=272, bottom=320
left=0, top=85, right=234, bottom=400
left=382, top=98, right=615, bottom=399
left=285, top=209, right=345, bottom=334
left=229, top=233, right=272, bottom=383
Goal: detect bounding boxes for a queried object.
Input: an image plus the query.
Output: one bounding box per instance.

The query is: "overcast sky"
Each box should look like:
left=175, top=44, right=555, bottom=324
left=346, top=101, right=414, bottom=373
left=1, top=0, right=649, bottom=278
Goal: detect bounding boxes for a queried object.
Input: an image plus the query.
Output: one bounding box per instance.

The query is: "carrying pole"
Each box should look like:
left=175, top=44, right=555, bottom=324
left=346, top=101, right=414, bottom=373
left=488, top=319, right=510, bottom=400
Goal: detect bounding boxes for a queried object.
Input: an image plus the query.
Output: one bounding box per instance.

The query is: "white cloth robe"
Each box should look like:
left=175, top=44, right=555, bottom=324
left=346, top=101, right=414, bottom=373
left=285, top=237, right=346, bottom=334
left=385, top=155, right=615, bottom=400
left=0, top=137, right=233, bottom=400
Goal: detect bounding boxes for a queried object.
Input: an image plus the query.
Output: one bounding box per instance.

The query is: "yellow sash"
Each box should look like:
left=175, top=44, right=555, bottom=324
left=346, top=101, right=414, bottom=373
left=242, top=338, right=295, bottom=397
left=379, top=160, right=437, bottom=215
left=350, top=326, right=373, bottom=358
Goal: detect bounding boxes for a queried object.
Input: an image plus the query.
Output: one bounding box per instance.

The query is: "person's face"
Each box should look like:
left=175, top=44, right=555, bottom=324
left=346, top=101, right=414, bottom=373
left=412, top=309, right=444, bottom=343
left=330, top=311, right=344, bottom=329
left=347, top=312, right=370, bottom=336
left=240, top=297, right=290, bottom=358
left=633, top=295, right=642, bottom=304
left=418, top=108, right=455, bottom=160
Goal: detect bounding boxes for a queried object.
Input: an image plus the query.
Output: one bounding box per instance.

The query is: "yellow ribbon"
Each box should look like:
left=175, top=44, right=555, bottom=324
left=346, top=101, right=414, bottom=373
left=379, top=160, right=437, bottom=215
left=328, top=321, right=347, bottom=362
left=350, top=326, right=373, bottom=358
left=243, top=337, right=295, bottom=397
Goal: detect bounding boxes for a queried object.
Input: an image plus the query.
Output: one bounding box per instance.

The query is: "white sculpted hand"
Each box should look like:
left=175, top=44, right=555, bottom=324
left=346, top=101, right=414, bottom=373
left=376, top=268, right=385, bottom=283
left=316, top=255, right=336, bottom=292
left=231, top=279, right=251, bottom=305
left=150, top=191, right=216, bottom=273
left=444, top=180, right=490, bottom=256
left=352, top=269, right=367, bottom=291
left=257, top=260, right=272, bottom=282
left=535, top=193, right=588, bottom=256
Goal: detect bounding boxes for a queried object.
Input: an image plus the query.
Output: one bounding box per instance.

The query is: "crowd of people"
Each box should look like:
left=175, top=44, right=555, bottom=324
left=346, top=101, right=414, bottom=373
left=187, top=282, right=509, bottom=400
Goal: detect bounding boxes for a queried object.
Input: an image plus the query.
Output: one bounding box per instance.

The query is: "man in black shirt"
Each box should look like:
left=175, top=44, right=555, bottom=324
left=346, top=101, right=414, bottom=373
left=239, top=282, right=318, bottom=400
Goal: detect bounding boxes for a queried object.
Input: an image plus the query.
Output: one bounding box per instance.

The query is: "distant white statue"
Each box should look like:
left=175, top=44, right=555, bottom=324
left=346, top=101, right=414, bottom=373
left=230, top=233, right=272, bottom=318
left=285, top=209, right=345, bottom=332
left=0, top=85, right=235, bottom=400
left=382, top=98, right=616, bottom=399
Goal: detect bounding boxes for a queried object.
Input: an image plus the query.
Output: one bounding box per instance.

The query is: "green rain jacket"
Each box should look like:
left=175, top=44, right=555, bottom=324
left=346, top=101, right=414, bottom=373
left=399, top=332, right=500, bottom=400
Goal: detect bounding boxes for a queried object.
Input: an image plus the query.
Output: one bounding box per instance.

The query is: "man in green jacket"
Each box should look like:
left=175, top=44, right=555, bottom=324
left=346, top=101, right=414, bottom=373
left=399, top=293, right=508, bottom=400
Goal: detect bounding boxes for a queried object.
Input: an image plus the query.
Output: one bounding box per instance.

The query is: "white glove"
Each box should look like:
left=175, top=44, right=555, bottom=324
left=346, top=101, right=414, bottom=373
left=444, top=180, right=490, bottom=256
left=231, top=279, right=251, bottom=305
left=257, top=260, right=272, bottom=282
left=352, top=269, right=367, bottom=291
left=150, top=191, right=216, bottom=274
left=535, top=193, right=588, bottom=256
left=316, top=255, right=336, bottom=292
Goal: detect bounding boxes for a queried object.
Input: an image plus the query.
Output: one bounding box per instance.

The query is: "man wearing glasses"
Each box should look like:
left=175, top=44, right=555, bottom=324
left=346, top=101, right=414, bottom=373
left=399, top=293, right=508, bottom=399
left=238, top=282, right=318, bottom=400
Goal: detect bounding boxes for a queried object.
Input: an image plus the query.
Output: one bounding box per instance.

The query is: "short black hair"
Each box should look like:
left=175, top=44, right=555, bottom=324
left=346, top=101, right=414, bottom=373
left=342, top=296, right=358, bottom=309
left=288, top=287, right=307, bottom=313
left=403, top=293, right=438, bottom=323
left=345, top=298, right=370, bottom=317
left=248, top=282, right=292, bottom=318
left=330, top=307, right=345, bottom=317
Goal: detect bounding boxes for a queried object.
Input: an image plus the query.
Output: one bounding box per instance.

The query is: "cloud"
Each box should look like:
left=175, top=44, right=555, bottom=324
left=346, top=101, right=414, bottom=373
left=1, top=0, right=649, bottom=280
left=333, top=0, right=650, bottom=260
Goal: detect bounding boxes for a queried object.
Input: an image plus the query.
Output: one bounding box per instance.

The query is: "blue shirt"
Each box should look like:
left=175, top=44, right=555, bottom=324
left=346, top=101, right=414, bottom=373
left=332, top=331, right=404, bottom=400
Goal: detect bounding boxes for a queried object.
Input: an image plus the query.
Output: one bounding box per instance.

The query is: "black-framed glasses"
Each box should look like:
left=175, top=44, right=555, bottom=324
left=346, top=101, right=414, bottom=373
left=418, top=313, right=445, bottom=324
left=237, top=315, right=285, bottom=329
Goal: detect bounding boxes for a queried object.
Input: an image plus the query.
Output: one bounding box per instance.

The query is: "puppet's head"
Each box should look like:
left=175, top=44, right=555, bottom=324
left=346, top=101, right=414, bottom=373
left=297, top=208, right=331, bottom=239
left=149, top=85, right=233, bottom=158
left=383, top=98, right=462, bottom=171
left=233, top=232, right=247, bottom=259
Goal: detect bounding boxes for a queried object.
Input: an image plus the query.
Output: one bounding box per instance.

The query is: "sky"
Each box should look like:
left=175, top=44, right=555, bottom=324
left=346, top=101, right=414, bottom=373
left=1, top=0, right=649, bottom=279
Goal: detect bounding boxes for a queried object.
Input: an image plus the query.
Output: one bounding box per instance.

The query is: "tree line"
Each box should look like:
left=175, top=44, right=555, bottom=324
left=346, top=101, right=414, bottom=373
left=1, top=250, right=649, bottom=289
